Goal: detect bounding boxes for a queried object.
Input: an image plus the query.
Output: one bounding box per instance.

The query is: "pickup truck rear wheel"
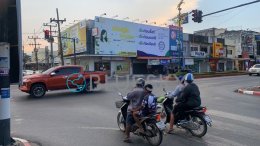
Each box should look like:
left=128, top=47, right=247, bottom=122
left=30, top=84, right=46, bottom=98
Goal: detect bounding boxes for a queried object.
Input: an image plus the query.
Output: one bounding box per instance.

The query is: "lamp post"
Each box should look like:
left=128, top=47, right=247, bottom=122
left=177, top=0, right=184, bottom=70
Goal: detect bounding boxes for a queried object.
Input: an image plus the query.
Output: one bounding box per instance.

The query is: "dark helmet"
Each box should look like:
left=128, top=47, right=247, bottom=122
left=184, top=73, right=194, bottom=83
left=178, top=76, right=184, bottom=83
left=136, top=78, right=145, bottom=87
left=144, top=84, right=153, bottom=92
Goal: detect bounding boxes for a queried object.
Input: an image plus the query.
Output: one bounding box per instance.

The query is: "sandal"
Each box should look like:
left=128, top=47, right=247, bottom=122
left=167, top=129, right=174, bottom=134
left=123, top=138, right=132, bottom=143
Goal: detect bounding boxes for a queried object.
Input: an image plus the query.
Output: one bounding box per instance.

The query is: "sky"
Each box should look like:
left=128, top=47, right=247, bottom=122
left=21, top=0, right=260, bottom=54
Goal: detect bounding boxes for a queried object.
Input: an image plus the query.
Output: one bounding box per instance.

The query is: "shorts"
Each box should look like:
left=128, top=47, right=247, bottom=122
left=126, top=112, right=135, bottom=125
left=172, top=103, right=194, bottom=115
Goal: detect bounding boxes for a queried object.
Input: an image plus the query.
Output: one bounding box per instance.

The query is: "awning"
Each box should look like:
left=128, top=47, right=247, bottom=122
left=137, top=56, right=171, bottom=60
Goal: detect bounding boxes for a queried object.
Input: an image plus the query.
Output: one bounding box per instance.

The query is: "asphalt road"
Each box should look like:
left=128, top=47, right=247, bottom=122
left=10, top=75, right=260, bottom=146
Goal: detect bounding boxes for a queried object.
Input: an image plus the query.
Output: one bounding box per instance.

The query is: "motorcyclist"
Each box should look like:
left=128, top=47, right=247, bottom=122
left=168, top=73, right=201, bottom=133
left=124, top=78, right=145, bottom=143
left=132, top=84, right=157, bottom=134
left=164, top=76, right=185, bottom=124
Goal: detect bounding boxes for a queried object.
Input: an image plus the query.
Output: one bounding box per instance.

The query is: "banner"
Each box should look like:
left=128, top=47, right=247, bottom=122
left=61, top=20, right=87, bottom=55
left=169, top=25, right=183, bottom=57
left=213, top=42, right=224, bottom=58
left=94, top=17, right=169, bottom=57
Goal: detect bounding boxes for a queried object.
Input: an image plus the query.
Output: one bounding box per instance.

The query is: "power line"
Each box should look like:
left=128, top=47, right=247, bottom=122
left=203, top=0, right=260, bottom=17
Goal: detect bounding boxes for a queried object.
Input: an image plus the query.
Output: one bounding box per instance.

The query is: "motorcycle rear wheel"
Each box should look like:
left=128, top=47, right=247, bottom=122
left=146, top=123, right=163, bottom=146
left=189, top=114, right=207, bottom=138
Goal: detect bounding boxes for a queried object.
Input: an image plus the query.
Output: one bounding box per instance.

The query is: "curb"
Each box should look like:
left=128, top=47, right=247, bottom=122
left=237, top=88, right=260, bottom=96
left=13, top=138, right=31, bottom=146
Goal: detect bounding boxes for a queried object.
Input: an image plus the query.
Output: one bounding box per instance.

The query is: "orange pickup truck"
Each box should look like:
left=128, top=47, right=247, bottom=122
left=19, top=65, right=106, bottom=98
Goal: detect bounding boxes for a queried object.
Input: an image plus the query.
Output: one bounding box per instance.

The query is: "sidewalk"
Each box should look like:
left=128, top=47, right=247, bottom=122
left=11, top=137, right=40, bottom=146
left=237, top=86, right=260, bottom=96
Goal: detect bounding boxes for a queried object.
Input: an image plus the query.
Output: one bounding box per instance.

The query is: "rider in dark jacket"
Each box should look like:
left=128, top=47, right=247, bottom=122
left=168, top=73, right=201, bottom=133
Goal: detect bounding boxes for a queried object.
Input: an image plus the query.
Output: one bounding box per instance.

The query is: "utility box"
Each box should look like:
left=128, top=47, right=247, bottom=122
left=0, top=43, right=10, bottom=69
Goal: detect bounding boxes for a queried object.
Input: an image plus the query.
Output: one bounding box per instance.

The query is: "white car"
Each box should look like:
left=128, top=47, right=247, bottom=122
left=248, top=64, right=260, bottom=76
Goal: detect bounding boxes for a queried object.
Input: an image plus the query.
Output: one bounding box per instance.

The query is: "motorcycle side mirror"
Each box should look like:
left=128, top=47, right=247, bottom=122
left=118, top=92, right=122, bottom=97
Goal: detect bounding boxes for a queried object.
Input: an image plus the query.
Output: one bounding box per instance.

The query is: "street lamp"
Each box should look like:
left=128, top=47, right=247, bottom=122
left=177, top=0, right=184, bottom=70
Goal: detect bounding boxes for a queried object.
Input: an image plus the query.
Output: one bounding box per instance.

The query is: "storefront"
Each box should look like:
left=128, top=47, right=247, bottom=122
left=133, top=57, right=171, bottom=74
left=209, top=58, right=218, bottom=72
left=226, top=59, right=234, bottom=71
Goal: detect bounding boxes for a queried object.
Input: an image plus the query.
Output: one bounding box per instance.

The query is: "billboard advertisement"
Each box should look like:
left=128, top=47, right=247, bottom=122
left=94, top=17, right=169, bottom=57
left=169, top=25, right=183, bottom=57
left=61, top=20, right=87, bottom=55
left=213, top=42, right=224, bottom=58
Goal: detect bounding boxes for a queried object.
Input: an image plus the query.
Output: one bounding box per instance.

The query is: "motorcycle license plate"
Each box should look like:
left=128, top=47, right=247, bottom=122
left=156, top=121, right=166, bottom=130
left=204, top=115, right=212, bottom=123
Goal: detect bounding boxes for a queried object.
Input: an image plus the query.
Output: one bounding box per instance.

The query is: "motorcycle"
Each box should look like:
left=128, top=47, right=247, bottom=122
left=115, top=92, right=163, bottom=146
left=157, top=88, right=212, bottom=138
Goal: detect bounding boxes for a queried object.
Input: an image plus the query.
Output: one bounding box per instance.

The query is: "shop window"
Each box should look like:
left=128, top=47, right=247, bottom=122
left=191, top=47, right=198, bottom=51
left=227, top=50, right=232, bottom=55
left=200, top=47, right=208, bottom=53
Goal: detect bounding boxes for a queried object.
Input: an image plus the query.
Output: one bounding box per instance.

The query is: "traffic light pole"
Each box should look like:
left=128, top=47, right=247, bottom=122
left=177, top=0, right=184, bottom=70
left=0, top=43, right=11, bottom=146
left=43, top=23, right=57, bottom=67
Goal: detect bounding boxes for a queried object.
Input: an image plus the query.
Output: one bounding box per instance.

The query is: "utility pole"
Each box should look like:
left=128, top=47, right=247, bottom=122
left=22, top=45, right=25, bottom=69
left=43, top=23, right=57, bottom=67
left=73, top=38, right=76, bottom=65
left=50, top=8, right=66, bottom=66
left=28, top=34, right=41, bottom=71
left=177, top=0, right=184, bottom=70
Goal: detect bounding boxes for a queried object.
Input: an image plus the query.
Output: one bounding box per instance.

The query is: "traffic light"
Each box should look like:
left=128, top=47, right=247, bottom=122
left=197, top=10, right=203, bottom=23
left=44, top=30, right=50, bottom=39
left=192, top=10, right=198, bottom=22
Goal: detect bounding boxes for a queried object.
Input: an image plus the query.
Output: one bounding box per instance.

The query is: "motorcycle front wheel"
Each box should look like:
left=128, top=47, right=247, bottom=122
left=145, top=123, right=163, bottom=146
left=117, top=112, right=126, bottom=132
left=189, top=114, right=207, bottom=138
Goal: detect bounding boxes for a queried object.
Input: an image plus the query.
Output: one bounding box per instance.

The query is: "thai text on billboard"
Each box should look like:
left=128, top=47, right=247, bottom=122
left=94, top=17, right=170, bottom=57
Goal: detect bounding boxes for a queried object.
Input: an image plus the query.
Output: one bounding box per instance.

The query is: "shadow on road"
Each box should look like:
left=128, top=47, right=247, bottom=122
left=13, top=90, right=107, bottom=102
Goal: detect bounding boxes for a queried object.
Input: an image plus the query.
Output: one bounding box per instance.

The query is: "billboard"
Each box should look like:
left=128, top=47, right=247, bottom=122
left=213, top=42, right=224, bottom=58
left=61, top=20, right=87, bottom=55
left=169, top=25, right=183, bottom=57
left=94, top=17, right=169, bottom=57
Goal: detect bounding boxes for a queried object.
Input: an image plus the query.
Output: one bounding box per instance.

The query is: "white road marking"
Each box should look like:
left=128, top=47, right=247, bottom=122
left=208, top=110, right=260, bottom=126
left=79, top=126, right=119, bottom=131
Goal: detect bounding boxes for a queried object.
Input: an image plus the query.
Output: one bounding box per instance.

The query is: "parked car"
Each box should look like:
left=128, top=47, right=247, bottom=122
left=248, top=64, right=260, bottom=76
left=19, top=65, right=106, bottom=98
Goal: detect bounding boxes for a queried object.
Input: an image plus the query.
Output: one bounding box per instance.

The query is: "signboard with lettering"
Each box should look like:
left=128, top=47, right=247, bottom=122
left=213, top=42, right=224, bottom=58
left=94, top=17, right=169, bottom=57
left=191, top=51, right=206, bottom=57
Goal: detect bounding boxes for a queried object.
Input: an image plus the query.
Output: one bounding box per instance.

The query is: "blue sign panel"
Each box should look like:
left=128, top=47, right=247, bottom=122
left=1, top=88, right=10, bottom=99
left=255, top=35, right=260, bottom=41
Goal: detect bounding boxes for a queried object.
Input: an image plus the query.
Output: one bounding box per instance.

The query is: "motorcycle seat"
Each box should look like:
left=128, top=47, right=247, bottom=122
left=192, top=106, right=205, bottom=110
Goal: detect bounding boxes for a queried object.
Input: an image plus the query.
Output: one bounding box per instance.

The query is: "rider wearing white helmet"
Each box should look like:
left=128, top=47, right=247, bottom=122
left=168, top=73, right=201, bottom=134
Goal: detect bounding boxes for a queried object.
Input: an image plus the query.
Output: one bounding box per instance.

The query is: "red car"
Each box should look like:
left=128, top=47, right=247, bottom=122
left=19, top=65, right=106, bottom=98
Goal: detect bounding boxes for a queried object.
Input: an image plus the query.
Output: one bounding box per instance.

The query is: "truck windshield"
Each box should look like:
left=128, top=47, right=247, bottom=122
left=42, top=67, right=56, bottom=74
